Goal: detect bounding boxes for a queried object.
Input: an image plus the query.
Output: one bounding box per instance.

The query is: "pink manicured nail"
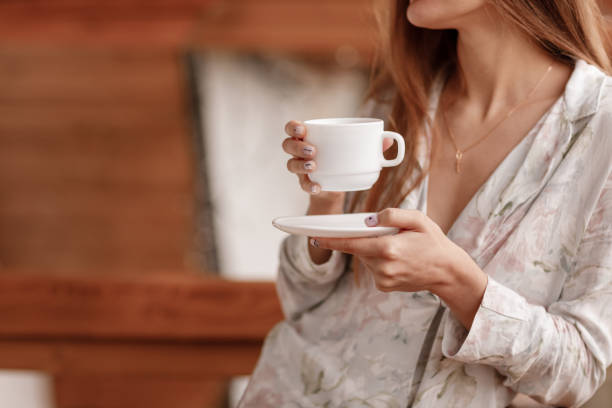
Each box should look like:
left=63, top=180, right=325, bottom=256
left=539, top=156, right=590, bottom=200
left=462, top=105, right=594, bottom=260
left=365, top=214, right=378, bottom=227
left=294, top=125, right=305, bottom=136
left=310, top=238, right=319, bottom=247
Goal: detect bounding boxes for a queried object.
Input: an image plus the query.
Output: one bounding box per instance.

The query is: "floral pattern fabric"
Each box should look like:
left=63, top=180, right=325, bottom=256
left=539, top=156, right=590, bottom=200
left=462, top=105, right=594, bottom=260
left=238, top=59, right=612, bottom=408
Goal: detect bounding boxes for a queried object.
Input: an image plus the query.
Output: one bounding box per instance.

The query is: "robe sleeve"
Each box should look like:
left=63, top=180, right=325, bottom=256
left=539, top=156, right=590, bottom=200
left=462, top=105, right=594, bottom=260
left=275, top=192, right=356, bottom=321
left=441, top=170, right=612, bottom=407
left=276, top=234, right=348, bottom=321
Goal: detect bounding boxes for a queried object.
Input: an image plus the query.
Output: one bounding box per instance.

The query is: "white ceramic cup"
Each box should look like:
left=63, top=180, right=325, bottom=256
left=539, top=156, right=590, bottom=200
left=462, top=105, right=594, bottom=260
left=304, top=117, right=405, bottom=191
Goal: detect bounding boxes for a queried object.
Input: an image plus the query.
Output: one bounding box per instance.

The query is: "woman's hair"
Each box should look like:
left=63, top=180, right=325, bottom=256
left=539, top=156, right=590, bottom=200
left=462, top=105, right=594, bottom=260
left=348, top=0, right=611, bottom=278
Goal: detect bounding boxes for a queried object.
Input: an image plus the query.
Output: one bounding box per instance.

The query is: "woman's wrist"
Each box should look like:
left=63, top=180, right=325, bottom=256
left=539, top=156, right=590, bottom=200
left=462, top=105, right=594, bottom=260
left=307, top=241, right=333, bottom=265
left=432, top=244, right=488, bottom=330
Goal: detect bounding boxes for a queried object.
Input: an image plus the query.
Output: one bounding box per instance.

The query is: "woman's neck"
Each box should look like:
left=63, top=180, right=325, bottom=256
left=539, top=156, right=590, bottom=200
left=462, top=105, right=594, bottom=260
left=449, top=8, right=566, bottom=121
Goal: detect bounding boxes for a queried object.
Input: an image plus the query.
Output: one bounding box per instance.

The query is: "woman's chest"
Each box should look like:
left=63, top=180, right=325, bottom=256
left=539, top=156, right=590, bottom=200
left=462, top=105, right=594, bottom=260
left=424, top=127, right=593, bottom=307
left=426, top=126, right=530, bottom=235
left=426, top=95, right=558, bottom=235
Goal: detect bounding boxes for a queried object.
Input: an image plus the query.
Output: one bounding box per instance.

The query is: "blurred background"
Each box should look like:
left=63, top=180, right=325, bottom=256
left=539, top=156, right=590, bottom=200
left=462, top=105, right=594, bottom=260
left=0, top=1, right=610, bottom=407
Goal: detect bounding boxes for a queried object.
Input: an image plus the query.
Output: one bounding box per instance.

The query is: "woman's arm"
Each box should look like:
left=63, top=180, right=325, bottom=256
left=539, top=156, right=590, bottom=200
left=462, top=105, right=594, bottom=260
left=275, top=194, right=352, bottom=321
left=311, top=167, right=612, bottom=406
left=276, top=120, right=355, bottom=320
left=276, top=234, right=348, bottom=321
left=441, top=170, right=612, bottom=407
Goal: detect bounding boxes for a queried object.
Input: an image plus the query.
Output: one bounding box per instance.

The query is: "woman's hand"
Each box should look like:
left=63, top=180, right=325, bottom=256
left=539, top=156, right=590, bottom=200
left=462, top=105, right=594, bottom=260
left=282, top=119, right=397, bottom=265
left=282, top=119, right=346, bottom=265
left=309, top=208, right=488, bottom=329
left=282, top=120, right=396, bottom=214
left=282, top=120, right=345, bottom=212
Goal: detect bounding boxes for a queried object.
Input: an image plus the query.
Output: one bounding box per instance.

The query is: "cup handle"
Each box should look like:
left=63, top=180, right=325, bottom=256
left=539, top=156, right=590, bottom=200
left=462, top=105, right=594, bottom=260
left=380, top=131, right=405, bottom=167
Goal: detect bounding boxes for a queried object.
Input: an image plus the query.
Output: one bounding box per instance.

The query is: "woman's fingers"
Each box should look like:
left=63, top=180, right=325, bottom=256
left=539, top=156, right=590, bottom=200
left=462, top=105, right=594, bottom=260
left=287, top=158, right=316, bottom=174
left=282, top=137, right=316, bottom=159
left=283, top=120, right=321, bottom=194
left=383, top=137, right=394, bottom=152
left=284, top=120, right=306, bottom=139
left=298, top=174, right=321, bottom=194
left=310, top=236, right=388, bottom=257
left=375, top=208, right=430, bottom=231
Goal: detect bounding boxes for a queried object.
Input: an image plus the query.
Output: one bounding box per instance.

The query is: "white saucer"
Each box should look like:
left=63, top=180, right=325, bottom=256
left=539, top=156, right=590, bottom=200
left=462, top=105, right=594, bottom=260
left=272, top=212, right=400, bottom=238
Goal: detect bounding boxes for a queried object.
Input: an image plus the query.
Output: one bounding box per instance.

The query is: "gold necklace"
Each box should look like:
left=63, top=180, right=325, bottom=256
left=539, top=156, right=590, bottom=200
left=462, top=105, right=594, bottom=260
left=441, top=64, right=553, bottom=174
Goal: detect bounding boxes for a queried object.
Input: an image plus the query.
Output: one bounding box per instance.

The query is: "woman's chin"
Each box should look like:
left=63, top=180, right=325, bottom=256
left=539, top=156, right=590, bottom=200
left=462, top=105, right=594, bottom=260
left=407, top=0, right=483, bottom=30
left=406, top=3, right=449, bottom=29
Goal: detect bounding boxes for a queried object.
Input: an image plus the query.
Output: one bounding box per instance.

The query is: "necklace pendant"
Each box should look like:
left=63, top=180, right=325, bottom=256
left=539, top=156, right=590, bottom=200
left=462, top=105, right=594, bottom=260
left=455, top=150, right=463, bottom=174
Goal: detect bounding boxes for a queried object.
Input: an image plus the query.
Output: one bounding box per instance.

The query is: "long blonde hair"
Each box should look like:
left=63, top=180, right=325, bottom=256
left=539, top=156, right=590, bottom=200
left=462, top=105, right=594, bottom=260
left=348, top=0, right=611, bottom=277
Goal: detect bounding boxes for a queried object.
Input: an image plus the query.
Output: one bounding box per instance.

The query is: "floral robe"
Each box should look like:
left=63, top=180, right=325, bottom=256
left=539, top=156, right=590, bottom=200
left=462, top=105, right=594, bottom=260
left=239, top=59, right=612, bottom=407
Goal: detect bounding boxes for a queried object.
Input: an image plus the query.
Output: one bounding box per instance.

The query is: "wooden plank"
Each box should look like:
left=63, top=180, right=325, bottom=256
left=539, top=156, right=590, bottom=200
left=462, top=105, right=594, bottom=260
left=0, top=0, right=218, bottom=14
left=0, top=47, right=196, bottom=271
left=0, top=218, right=193, bottom=270
left=0, top=104, right=185, bottom=129
left=0, top=339, right=262, bottom=377
left=0, top=273, right=283, bottom=340
left=0, top=49, right=184, bottom=105
left=55, top=375, right=229, bottom=408
left=1, top=189, right=192, bottom=218
left=0, top=2, right=211, bottom=49
left=0, top=0, right=363, bottom=18
left=0, top=20, right=198, bottom=49
left=0, top=130, right=192, bottom=187
left=0, top=0, right=377, bottom=56
left=190, top=1, right=376, bottom=57
left=195, top=26, right=375, bottom=58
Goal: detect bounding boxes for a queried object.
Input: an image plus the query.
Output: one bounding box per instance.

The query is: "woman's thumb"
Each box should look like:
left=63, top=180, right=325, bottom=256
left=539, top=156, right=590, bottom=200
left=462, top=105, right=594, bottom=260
left=382, top=137, right=394, bottom=152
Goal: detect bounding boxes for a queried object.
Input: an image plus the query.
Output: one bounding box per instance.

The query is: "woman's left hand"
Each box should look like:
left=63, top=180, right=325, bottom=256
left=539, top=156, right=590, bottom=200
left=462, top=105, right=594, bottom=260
left=310, top=208, right=488, bottom=329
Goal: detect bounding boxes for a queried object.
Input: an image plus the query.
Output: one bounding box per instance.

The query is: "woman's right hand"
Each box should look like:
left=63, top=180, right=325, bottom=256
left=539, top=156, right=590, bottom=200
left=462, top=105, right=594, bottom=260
left=282, top=120, right=345, bottom=215
left=282, top=119, right=395, bottom=264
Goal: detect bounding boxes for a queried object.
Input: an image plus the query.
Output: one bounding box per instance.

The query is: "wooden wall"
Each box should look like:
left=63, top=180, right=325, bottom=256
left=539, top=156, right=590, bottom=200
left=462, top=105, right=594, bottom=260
left=0, top=48, right=196, bottom=271
left=0, top=0, right=375, bottom=56
left=0, top=1, right=375, bottom=407
left=0, top=0, right=376, bottom=273
left=0, top=1, right=610, bottom=408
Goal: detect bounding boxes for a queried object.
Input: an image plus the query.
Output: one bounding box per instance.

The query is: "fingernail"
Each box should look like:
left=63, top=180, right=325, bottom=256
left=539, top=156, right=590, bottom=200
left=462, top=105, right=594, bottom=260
left=304, top=161, right=314, bottom=170
left=310, top=238, right=319, bottom=248
left=311, top=184, right=320, bottom=194
left=303, top=146, right=314, bottom=156
left=294, top=125, right=305, bottom=136
left=365, top=214, right=378, bottom=227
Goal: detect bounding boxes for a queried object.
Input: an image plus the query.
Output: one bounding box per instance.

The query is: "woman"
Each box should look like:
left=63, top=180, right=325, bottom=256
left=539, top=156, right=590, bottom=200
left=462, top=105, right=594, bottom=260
left=240, top=0, right=612, bottom=406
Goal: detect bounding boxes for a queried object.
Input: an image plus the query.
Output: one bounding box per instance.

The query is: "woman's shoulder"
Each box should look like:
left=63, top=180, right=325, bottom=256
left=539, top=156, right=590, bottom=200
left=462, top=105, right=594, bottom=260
left=561, top=60, right=612, bottom=185
left=571, top=60, right=612, bottom=134
left=596, top=77, right=612, bottom=120
left=579, top=59, right=612, bottom=117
